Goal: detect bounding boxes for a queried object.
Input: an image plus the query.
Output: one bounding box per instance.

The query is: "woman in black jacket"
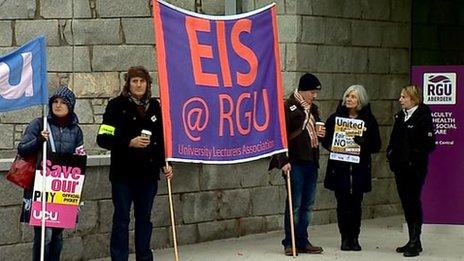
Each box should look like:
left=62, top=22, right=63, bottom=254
left=97, top=66, right=173, bottom=261
left=322, top=85, right=381, bottom=251
left=387, top=85, right=435, bottom=257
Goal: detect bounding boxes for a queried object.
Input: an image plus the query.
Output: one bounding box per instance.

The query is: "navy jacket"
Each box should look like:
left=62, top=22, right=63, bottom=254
left=18, top=114, right=83, bottom=157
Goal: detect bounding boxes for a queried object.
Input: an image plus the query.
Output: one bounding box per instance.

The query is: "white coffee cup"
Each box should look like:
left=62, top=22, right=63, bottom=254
left=141, top=129, right=152, bottom=139
left=315, top=122, right=325, bottom=132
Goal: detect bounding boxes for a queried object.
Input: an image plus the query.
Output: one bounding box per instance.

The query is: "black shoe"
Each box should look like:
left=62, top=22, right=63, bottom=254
left=396, top=242, right=411, bottom=253
left=403, top=241, right=422, bottom=257
left=340, top=237, right=351, bottom=251
left=351, top=238, right=362, bottom=251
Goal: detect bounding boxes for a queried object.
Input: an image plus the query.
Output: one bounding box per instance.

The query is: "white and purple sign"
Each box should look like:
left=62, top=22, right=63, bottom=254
left=29, top=153, right=87, bottom=229
left=412, top=65, right=464, bottom=225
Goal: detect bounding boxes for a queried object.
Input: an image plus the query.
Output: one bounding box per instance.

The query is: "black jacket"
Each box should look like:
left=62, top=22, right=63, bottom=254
left=269, top=94, right=322, bottom=170
left=322, top=103, right=381, bottom=193
left=387, top=103, right=435, bottom=174
left=97, top=95, right=166, bottom=182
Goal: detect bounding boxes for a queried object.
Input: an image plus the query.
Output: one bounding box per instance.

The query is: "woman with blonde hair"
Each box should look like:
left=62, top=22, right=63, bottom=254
left=387, top=85, right=435, bottom=257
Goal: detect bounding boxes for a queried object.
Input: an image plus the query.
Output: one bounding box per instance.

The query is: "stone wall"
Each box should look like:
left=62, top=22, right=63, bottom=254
left=0, top=0, right=409, bottom=259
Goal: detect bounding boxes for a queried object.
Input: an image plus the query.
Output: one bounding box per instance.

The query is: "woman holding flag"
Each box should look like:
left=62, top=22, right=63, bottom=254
left=18, top=86, right=85, bottom=261
left=97, top=66, right=173, bottom=261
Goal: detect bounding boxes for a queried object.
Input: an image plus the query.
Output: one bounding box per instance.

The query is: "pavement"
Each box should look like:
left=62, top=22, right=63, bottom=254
left=93, top=215, right=464, bottom=261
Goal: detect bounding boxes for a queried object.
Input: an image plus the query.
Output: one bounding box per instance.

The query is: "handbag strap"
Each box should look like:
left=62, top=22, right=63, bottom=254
left=47, top=123, right=56, bottom=153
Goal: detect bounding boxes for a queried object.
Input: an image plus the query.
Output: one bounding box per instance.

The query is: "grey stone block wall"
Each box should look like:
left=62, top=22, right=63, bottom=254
left=0, top=0, right=409, bottom=259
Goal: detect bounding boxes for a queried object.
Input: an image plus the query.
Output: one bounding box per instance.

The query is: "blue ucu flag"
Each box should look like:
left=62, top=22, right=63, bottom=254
left=0, top=35, right=48, bottom=112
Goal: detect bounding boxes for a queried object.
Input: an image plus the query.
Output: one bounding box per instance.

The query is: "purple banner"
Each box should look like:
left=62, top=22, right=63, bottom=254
left=412, top=65, right=464, bottom=224
left=153, top=1, right=287, bottom=164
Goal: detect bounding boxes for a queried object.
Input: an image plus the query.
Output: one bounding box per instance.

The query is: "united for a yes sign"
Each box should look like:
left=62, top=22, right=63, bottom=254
left=152, top=1, right=287, bottom=164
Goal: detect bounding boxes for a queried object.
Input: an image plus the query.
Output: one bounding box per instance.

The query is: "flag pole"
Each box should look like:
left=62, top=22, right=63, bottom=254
left=166, top=162, right=179, bottom=261
left=285, top=169, right=297, bottom=258
left=40, top=105, right=48, bottom=261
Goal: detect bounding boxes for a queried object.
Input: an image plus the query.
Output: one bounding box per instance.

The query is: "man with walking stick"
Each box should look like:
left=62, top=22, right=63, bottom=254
left=269, top=73, right=325, bottom=256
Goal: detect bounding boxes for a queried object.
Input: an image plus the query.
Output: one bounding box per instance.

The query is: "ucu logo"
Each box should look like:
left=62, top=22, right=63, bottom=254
left=0, top=52, right=34, bottom=99
left=32, top=209, right=59, bottom=221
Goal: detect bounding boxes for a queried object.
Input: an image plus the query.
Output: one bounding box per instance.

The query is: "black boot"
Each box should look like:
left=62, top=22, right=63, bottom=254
left=396, top=241, right=411, bottom=253
left=396, top=222, right=412, bottom=253
left=403, top=223, right=422, bottom=257
left=340, top=234, right=351, bottom=251
left=351, top=236, right=361, bottom=251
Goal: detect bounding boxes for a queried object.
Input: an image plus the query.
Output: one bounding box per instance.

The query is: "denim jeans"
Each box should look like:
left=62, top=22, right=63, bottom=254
left=282, top=161, right=318, bottom=248
left=110, top=179, right=158, bottom=261
left=32, top=227, right=64, bottom=261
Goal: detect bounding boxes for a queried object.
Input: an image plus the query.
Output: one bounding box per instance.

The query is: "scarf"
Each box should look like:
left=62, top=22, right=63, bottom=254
left=293, top=89, right=318, bottom=148
left=53, top=114, right=71, bottom=127
left=129, top=95, right=149, bottom=118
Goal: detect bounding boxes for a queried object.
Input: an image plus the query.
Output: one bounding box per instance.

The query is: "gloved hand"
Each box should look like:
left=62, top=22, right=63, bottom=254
left=353, top=136, right=364, bottom=145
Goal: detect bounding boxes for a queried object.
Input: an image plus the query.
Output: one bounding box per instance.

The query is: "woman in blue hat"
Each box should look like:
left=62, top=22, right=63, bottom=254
left=17, top=86, right=84, bottom=261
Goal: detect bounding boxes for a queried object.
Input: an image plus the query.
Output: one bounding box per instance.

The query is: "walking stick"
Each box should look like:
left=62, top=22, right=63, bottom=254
left=166, top=163, right=179, bottom=261
left=285, top=169, right=297, bottom=258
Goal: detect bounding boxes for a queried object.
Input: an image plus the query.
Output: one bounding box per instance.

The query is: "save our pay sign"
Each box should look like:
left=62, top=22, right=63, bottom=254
left=30, top=153, right=87, bottom=229
left=330, top=117, right=365, bottom=163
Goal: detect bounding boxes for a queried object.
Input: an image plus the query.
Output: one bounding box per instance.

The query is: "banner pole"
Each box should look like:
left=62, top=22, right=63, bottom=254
left=166, top=162, right=179, bottom=261
left=40, top=106, right=48, bottom=261
left=285, top=170, right=297, bottom=258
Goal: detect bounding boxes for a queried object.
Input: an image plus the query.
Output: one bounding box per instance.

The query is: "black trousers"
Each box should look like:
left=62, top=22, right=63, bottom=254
left=335, top=190, right=364, bottom=239
left=394, top=165, right=427, bottom=227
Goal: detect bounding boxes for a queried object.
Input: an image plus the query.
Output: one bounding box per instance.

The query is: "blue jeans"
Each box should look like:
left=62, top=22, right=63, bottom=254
left=110, top=179, right=158, bottom=261
left=282, top=161, right=318, bottom=248
left=32, top=227, right=64, bottom=261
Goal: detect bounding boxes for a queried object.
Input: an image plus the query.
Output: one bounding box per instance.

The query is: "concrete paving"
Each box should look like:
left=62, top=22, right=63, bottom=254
left=93, top=216, right=464, bottom=261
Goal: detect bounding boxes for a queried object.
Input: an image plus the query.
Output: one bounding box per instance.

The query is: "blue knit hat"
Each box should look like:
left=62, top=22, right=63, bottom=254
left=49, top=86, right=76, bottom=112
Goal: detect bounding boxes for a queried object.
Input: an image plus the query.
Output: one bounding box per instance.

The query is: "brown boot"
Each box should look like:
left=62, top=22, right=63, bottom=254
left=297, top=243, right=323, bottom=254
left=284, top=246, right=297, bottom=256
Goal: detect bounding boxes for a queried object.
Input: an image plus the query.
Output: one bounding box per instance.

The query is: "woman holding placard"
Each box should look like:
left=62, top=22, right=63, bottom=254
left=322, top=85, right=381, bottom=251
left=17, top=86, right=84, bottom=261
left=387, top=85, right=435, bottom=257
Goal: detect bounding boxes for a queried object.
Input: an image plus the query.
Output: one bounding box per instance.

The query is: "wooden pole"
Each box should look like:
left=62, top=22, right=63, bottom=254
left=166, top=163, right=179, bottom=261
left=285, top=170, right=297, bottom=258
left=40, top=110, right=48, bottom=261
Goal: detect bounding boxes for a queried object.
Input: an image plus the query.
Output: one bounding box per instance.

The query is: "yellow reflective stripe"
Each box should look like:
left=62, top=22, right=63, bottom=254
left=98, top=124, right=115, bottom=136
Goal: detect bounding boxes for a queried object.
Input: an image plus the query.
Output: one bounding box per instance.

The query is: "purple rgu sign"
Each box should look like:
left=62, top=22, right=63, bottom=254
left=412, top=66, right=464, bottom=225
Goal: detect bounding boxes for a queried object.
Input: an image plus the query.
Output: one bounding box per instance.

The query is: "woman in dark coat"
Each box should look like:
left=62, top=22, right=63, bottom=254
left=18, top=86, right=84, bottom=261
left=387, top=85, right=435, bottom=257
left=97, top=66, right=173, bottom=261
left=322, top=85, right=381, bottom=251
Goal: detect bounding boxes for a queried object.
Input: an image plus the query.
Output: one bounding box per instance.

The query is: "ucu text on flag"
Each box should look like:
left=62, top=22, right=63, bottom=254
left=0, top=36, right=48, bottom=112
left=152, top=1, right=288, bottom=164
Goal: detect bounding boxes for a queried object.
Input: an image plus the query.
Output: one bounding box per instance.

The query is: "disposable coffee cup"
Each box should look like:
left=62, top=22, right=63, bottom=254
left=315, top=122, right=325, bottom=132
left=141, top=129, right=152, bottom=139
